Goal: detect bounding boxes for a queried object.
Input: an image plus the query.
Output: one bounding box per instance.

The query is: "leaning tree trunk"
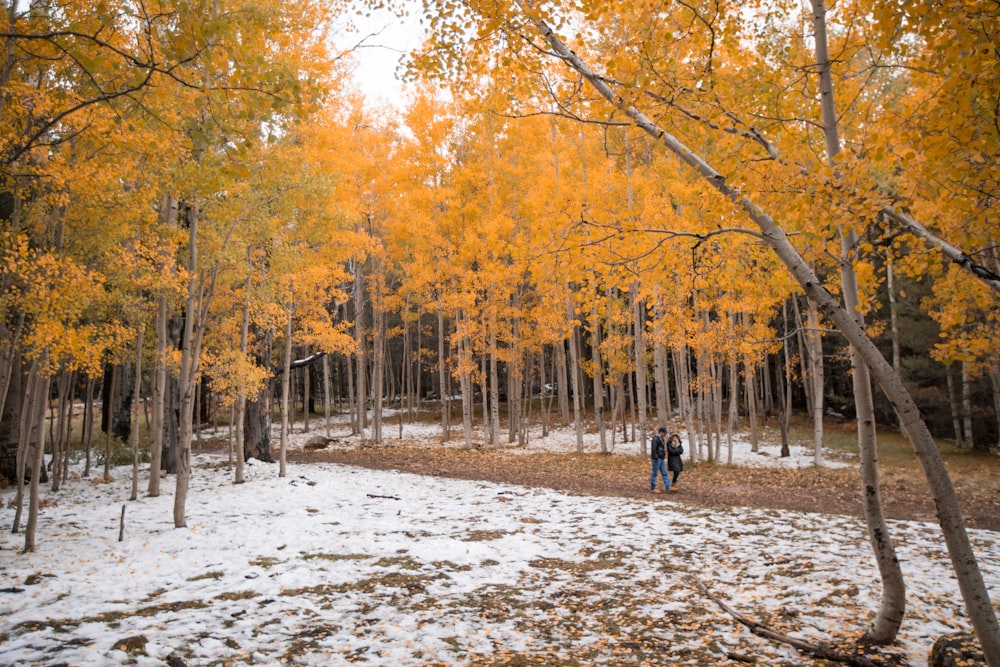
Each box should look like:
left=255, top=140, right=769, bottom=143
left=815, top=0, right=915, bottom=640
left=517, top=11, right=1000, bottom=659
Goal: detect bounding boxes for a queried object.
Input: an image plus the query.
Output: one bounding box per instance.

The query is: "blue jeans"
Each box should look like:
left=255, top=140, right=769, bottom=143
left=650, top=459, right=670, bottom=490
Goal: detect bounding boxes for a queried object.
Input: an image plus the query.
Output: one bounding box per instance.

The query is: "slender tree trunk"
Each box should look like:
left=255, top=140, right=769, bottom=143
left=322, top=355, right=331, bottom=440
left=810, top=0, right=907, bottom=641
left=792, top=297, right=815, bottom=419
left=82, top=376, right=94, bottom=478
left=148, top=295, right=167, bottom=496
left=988, top=364, right=1000, bottom=450
left=745, top=361, right=759, bottom=454
left=632, top=285, right=649, bottom=455
left=459, top=320, right=474, bottom=448
left=654, top=343, right=670, bottom=431
left=24, top=366, right=50, bottom=553
left=50, top=369, right=68, bottom=492
left=886, top=258, right=901, bottom=373
left=962, top=362, right=976, bottom=451
left=544, top=345, right=552, bottom=438
left=173, top=204, right=218, bottom=528
left=279, top=298, right=293, bottom=478
left=346, top=328, right=357, bottom=435
left=235, top=272, right=251, bottom=484
left=12, top=359, right=39, bottom=534
left=566, top=294, right=584, bottom=451
left=415, top=308, right=423, bottom=421
left=104, top=366, right=117, bottom=480
left=946, top=364, right=963, bottom=446
left=555, top=337, right=570, bottom=425
left=591, top=306, right=606, bottom=454
left=805, top=298, right=825, bottom=460
left=711, top=353, right=723, bottom=462
left=675, top=346, right=698, bottom=464
left=129, top=328, right=144, bottom=501
left=774, top=352, right=790, bottom=458
left=437, top=295, right=450, bottom=441
left=778, top=305, right=792, bottom=458
left=354, top=260, right=367, bottom=436
left=372, top=283, right=385, bottom=445
left=727, top=353, right=738, bottom=464
left=303, top=348, right=311, bottom=433
left=173, top=208, right=199, bottom=528
left=60, top=371, right=73, bottom=485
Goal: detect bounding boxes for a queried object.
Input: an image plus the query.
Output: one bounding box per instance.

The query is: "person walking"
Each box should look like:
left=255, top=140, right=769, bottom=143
left=649, top=426, right=670, bottom=493
left=666, top=432, right=684, bottom=490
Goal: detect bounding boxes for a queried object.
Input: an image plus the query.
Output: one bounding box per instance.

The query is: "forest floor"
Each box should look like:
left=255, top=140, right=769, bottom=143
left=289, top=431, right=1000, bottom=533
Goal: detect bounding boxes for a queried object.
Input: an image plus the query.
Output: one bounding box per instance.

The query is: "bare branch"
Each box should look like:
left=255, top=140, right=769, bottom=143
left=697, top=578, right=882, bottom=667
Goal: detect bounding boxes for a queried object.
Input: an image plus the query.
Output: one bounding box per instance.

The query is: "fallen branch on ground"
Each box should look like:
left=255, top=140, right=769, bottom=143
left=696, top=578, right=880, bottom=667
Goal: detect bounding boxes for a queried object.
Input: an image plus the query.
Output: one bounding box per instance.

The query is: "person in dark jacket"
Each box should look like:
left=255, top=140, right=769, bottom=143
left=649, top=426, right=670, bottom=493
left=666, top=433, right=684, bottom=489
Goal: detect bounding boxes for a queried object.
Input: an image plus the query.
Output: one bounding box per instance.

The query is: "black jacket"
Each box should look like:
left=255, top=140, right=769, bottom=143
left=651, top=434, right=666, bottom=460
left=667, top=439, right=684, bottom=471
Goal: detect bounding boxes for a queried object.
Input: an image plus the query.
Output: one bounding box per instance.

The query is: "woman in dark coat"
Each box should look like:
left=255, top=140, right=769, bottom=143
left=666, top=433, right=684, bottom=489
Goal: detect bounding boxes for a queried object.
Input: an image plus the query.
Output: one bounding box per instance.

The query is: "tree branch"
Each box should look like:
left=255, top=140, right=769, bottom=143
left=696, top=578, right=881, bottom=667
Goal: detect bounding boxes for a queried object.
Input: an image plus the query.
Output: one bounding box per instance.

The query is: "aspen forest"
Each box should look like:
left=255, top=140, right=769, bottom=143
left=1, top=0, right=999, bottom=666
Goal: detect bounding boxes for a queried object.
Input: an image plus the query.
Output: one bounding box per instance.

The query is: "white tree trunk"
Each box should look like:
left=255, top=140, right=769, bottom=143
left=129, top=328, right=144, bottom=501
left=566, top=293, right=584, bottom=452
left=279, top=298, right=293, bottom=478
left=632, top=285, right=649, bottom=455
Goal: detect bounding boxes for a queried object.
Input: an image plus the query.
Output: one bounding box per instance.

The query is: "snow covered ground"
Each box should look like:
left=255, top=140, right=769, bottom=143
left=0, top=418, right=996, bottom=666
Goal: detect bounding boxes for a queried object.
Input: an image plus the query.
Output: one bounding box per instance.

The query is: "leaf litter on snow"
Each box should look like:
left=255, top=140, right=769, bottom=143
left=0, top=427, right=997, bottom=666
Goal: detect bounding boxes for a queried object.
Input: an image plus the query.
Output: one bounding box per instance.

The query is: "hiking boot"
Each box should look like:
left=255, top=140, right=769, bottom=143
left=650, top=488, right=661, bottom=493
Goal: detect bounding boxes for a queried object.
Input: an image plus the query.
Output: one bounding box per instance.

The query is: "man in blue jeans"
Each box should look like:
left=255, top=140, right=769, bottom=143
left=649, top=426, right=670, bottom=493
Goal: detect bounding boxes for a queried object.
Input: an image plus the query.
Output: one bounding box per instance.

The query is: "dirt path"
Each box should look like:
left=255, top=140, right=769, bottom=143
left=289, top=444, right=1000, bottom=532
